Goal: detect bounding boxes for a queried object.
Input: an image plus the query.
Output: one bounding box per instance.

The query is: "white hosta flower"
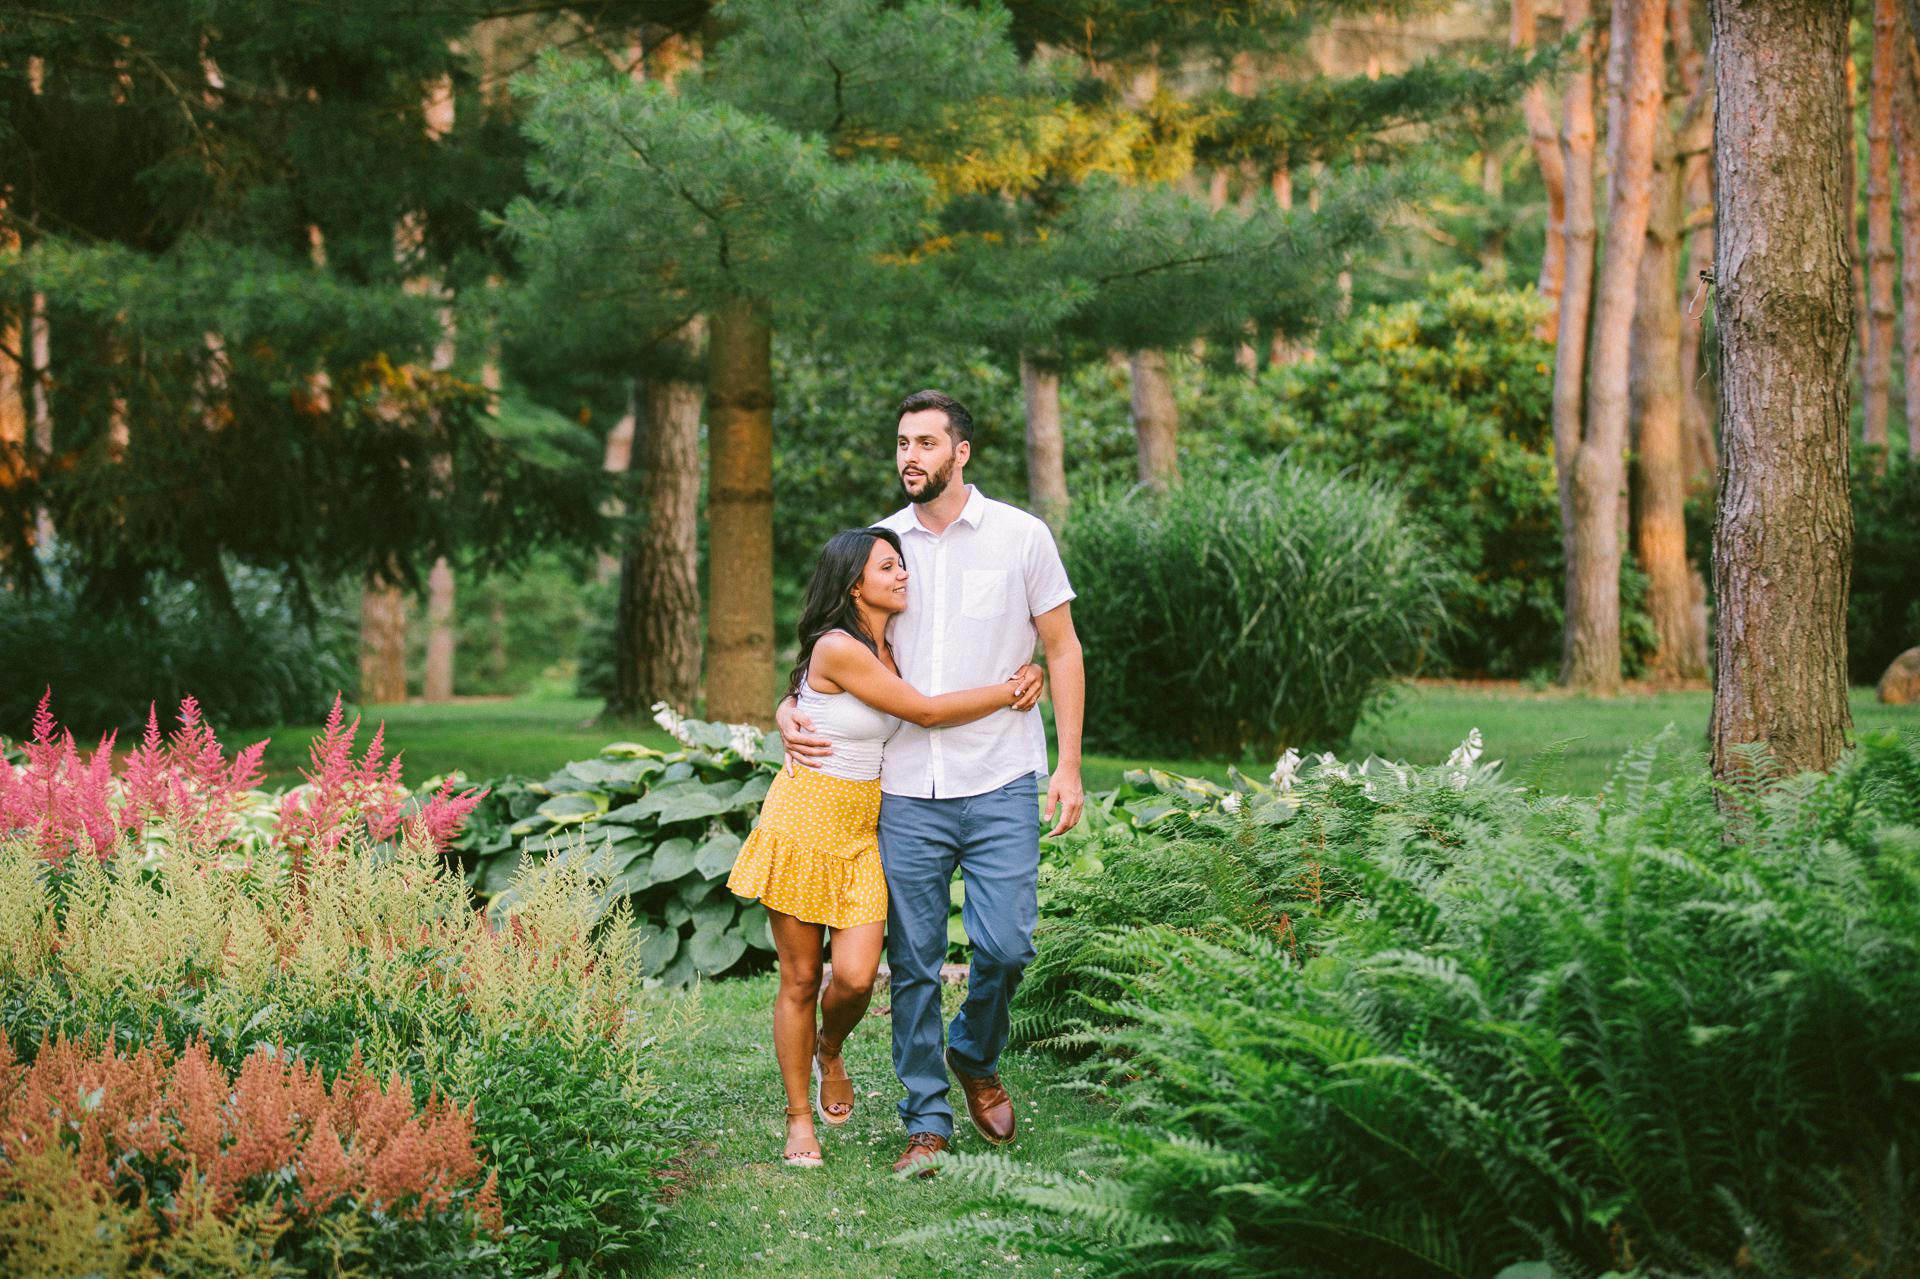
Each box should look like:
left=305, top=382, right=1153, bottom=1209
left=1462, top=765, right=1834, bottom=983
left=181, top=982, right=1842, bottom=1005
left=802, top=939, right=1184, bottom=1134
left=651, top=701, right=698, bottom=747
left=1271, top=748, right=1303, bottom=795
left=728, top=723, right=765, bottom=758
left=1445, top=727, right=1485, bottom=789
left=1222, top=792, right=1242, bottom=813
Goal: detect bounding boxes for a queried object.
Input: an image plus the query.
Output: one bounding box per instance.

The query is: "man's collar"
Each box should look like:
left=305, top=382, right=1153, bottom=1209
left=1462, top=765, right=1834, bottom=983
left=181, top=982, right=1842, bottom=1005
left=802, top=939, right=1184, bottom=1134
left=883, top=484, right=987, bottom=535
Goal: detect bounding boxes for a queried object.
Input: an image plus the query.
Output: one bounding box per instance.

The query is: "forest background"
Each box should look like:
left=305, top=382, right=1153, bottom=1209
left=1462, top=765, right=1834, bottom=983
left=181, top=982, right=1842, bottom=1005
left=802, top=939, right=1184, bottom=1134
left=2, top=0, right=1917, bottom=769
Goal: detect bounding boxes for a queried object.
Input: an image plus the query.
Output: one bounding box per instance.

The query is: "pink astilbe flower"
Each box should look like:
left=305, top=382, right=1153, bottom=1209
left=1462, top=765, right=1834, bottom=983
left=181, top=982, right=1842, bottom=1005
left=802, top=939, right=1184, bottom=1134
left=121, top=697, right=269, bottom=844
left=0, top=689, right=121, bottom=863
left=276, top=695, right=485, bottom=868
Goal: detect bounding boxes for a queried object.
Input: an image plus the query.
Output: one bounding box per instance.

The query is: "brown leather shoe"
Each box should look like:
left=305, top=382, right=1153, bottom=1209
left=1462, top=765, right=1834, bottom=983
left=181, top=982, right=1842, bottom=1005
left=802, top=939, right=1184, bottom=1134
left=945, top=1046, right=1016, bottom=1145
left=892, top=1131, right=948, bottom=1178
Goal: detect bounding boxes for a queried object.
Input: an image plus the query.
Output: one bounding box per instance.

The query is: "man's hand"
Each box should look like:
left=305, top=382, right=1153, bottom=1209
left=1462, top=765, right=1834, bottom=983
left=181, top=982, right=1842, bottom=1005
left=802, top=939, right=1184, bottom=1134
left=773, top=697, right=832, bottom=772
left=1044, top=762, right=1084, bottom=838
left=1011, top=663, right=1046, bottom=711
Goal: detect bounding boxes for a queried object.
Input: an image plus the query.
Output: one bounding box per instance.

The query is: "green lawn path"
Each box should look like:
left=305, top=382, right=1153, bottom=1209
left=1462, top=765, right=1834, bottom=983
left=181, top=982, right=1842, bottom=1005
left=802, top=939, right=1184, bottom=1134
left=637, top=975, right=1100, bottom=1279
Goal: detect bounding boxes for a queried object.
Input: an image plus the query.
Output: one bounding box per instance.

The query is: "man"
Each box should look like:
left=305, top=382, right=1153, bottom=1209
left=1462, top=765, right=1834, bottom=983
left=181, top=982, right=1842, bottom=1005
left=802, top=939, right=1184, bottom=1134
left=776, top=388, right=1086, bottom=1177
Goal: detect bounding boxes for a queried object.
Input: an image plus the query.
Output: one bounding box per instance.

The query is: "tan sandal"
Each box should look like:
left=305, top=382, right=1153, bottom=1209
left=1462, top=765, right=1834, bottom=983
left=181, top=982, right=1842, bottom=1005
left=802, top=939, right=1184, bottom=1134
left=813, top=1047, right=855, bottom=1126
left=783, top=1105, right=823, bottom=1168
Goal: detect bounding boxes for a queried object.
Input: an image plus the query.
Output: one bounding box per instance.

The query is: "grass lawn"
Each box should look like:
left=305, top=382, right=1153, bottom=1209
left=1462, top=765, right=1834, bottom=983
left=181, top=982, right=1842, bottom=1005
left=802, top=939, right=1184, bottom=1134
left=637, top=974, right=1098, bottom=1279
left=251, top=684, right=1920, bottom=797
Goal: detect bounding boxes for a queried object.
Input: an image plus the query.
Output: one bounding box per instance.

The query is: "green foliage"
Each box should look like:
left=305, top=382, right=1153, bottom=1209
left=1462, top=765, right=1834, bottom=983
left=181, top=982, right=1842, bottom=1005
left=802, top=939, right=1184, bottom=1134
left=944, top=732, right=1920, bottom=1278
left=0, top=561, right=353, bottom=736
left=1062, top=461, right=1452, bottom=757
left=453, top=717, right=787, bottom=986
left=1850, top=452, right=1920, bottom=683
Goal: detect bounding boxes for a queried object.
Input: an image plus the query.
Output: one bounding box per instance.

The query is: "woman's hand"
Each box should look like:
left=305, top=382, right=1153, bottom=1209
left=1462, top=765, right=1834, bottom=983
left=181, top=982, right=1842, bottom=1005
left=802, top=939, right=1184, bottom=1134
left=1010, top=663, right=1046, bottom=711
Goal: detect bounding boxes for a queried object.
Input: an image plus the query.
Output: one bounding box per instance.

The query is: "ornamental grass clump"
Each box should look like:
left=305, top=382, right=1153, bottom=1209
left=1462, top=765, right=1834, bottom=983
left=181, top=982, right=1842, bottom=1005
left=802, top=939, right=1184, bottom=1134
left=1061, top=462, right=1453, bottom=758
left=0, top=1034, right=503, bottom=1278
left=943, top=732, right=1920, bottom=1279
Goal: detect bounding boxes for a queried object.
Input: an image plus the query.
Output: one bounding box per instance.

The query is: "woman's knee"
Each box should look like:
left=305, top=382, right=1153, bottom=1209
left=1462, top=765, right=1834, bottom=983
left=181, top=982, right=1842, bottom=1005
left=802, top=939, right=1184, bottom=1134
left=827, top=966, right=876, bottom=1003
left=779, top=960, right=823, bottom=1001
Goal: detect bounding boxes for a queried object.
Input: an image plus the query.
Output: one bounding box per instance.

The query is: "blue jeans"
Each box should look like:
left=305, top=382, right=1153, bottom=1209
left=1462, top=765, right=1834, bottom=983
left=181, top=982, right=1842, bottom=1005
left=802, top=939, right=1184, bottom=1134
left=878, top=773, right=1041, bottom=1140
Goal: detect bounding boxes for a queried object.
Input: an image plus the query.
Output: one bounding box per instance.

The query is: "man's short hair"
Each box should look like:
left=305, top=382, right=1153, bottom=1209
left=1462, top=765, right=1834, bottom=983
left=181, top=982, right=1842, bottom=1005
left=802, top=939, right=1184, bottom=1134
left=896, top=389, right=974, bottom=447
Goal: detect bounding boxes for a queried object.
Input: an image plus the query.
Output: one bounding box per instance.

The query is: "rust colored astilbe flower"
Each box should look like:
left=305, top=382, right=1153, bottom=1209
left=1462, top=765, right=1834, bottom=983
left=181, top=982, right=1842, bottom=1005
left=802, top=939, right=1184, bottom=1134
left=0, top=1033, right=501, bottom=1238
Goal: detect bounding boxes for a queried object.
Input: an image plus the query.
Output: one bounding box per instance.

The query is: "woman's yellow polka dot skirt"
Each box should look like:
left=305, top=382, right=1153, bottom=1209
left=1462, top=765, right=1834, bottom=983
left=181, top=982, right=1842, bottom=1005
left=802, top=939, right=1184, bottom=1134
left=726, top=765, right=887, bottom=929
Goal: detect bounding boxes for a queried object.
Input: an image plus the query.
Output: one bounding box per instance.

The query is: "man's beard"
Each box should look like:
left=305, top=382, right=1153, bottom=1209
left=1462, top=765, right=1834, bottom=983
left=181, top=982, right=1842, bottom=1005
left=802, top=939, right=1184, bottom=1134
left=903, top=457, right=954, bottom=504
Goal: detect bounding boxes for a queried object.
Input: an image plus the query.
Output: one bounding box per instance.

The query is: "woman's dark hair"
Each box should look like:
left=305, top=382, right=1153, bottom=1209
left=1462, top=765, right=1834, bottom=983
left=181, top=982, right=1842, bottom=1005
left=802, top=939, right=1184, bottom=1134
left=786, top=526, right=904, bottom=701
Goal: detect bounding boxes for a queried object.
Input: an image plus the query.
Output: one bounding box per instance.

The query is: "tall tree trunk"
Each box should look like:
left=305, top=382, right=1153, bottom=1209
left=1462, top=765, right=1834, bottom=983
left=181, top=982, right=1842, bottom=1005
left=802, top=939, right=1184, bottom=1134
left=1128, top=349, right=1180, bottom=490
left=1564, top=0, right=1670, bottom=692
left=1709, top=0, right=1855, bottom=782
left=28, top=291, right=50, bottom=549
left=1480, top=143, right=1508, bottom=275
left=1630, top=99, right=1708, bottom=681
left=1866, top=0, right=1899, bottom=455
left=1021, top=353, right=1067, bottom=528
left=1552, top=0, right=1601, bottom=560
left=704, top=297, right=774, bottom=727
left=613, top=319, right=705, bottom=719
left=1515, top=0, right=1568, bottom=337
left=1673, top=0, right=1718, bottom=477
left=1847, top=46, right=1869, bottom=409
left=0, top=211, right=24, bottom=538
left=359, top=585, right=410, bottom=704
left=1896, top=3, right=1920, bottom=453
left=424, top=561, right=457, bottom=700
left=597, top=402, right=636, bottom=583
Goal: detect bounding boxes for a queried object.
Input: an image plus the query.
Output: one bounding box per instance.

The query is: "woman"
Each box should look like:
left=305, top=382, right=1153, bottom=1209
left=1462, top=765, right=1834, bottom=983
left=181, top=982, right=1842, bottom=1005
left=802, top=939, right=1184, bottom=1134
left=727, top=526, right=1042, bottom=1168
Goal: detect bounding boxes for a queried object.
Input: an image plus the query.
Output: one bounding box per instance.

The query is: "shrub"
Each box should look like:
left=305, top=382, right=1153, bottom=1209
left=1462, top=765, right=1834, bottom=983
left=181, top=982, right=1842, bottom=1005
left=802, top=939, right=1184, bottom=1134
left=0, top=562, right=354, bottom=737
left=1850, top=451, right=1920, bottom=683
left=1062, top=462, right=1452, bottom=757
left=945, top=732, right=1920, bottom=1278
left=1239, top=275, right=1658, bottom=678
left=0, top=1033, right=504, bottom=1278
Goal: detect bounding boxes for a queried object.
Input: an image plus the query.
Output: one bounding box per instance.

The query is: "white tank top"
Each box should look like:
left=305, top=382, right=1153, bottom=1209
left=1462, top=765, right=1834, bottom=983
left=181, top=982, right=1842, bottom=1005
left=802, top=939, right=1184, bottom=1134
left=796, top=635, right=902, bottom=781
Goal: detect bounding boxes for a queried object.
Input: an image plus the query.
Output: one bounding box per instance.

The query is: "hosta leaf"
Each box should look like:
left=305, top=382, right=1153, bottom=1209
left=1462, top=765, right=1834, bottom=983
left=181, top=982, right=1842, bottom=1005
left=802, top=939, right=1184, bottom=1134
left=634, top=924, right=680, bottom=976
left=673, top=877, right=717, bottom=911
left=688, top=923, right=747, bottom=975
left=602, top=859, right=657, bottom=900
left=661, top=761, right=696, bottom=783
left=734, top=773, right=773, bottom=806
left=599, top=741, right=666, bottom=759
left=695, top=831, right=743, bottom=879
left=602, top=758, right=666, bottom=788
left=507, top=815, right=553, bottom=838
left=536, top=793, right=605, bottom=825
left=651, top=789, right=736, bottom=826
left=664, top=903, right=694, bottom=930
left=738, top=902, right=774, bottom=950
left=651, top=837, right=698, bottom=881
left=691, top=896, right=736, bottom=935
left=655, top=948, right=697, bottom=988
left=478, top=851, right=524, bottom=897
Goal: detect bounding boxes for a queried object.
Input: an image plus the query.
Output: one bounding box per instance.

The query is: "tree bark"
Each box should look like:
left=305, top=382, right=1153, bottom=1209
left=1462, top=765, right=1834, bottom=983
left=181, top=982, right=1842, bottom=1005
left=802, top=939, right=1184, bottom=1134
left=1630, top=97, right=1708, bottom=681
left=423, top=559, right=457, bottom=700
left=596, top=401, right=636, bottom=583
left=613, top=320, right=705, bottom=720
left=1847, top=45, right=1869, bottom=409
left=1021, top=353, right=1068, bottom=528
left=359, top=584, right=410, bottom=704
left=1563, top=0, right=1666, bottom=692
left=1866, top=0, right=1899, bottom=454
left=1514, top=0, right=1566, bottom=335
left=1673, top=0, right=1718, bottom=477
left=1128, top=348, right=1180, bottom=490
left=1709, top=0, right=1855, bottom=782
left=1896, top=3, right=1920, bottom=453
left=1552, top=0, right=1601, bottom=560
left=704, top=297, right=774, bottom=727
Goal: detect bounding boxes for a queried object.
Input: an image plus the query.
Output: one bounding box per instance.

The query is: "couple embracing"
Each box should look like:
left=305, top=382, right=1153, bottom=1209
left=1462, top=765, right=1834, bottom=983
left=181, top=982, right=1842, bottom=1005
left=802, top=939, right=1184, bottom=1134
left=725, top=389, right=1086, bottom=1177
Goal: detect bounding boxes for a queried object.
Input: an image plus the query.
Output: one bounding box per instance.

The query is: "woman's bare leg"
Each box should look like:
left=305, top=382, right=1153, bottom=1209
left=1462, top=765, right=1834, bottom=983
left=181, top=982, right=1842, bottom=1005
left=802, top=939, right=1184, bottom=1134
left=815, top=920, right=885, bottom=1120
left=769, top=911, right=826, bottom=1152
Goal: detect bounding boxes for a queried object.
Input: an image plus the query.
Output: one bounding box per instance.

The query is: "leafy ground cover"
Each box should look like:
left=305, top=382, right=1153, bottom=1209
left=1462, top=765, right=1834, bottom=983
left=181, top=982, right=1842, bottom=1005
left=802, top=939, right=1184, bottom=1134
left=256, top=685, right=1919, bottom=797
left=636, top=975, right=1103, bottom=1279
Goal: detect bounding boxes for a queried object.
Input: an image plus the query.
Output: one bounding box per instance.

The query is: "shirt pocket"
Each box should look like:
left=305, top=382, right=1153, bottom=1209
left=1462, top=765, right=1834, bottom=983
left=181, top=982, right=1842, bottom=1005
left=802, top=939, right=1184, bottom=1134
left=961, top=568, right=1010, bottom=620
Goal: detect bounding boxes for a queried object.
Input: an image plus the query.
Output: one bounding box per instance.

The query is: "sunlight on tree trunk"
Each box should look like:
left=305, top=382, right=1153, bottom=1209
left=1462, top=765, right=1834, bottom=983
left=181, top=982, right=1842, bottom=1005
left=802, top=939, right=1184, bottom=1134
left=1563, top=0, right=1667, bottom=692
left=359, top=585, right=410, bottom=704
left=1515, top=0, right=1567, bottom=339
left=1021, top=353, right=1067, bottom=529
left=1129, top=348, right=1180, bottom=490
left=1710, top=0, right=1855, bottom=782
left=1866, top=0, right=1899, bottom=456
left=1895, top=3, right=1920, bottom=454
left=705, top=297, right=774, bottom=727
left=1551, top=0, right=1599, bottom=564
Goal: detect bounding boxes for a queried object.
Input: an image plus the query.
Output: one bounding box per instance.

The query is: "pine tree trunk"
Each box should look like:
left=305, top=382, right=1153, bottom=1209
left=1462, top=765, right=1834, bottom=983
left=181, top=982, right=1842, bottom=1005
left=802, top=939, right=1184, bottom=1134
left=597, top=400, right=636, bottom=583
left=1563, top=0, right=1667, bottom=692
left=28, top=292, right=50, bottom=549
left=359, top=584, right=410, bottom=704
left=1673, top=0, right=1718, bottom=478
left=1709, top=0, right=1855, bottom=782
left=1515, top=0, right=1568, bottom=337
left=423, top=559, right=456, bottom=700
left=613, top=322, right=705, bottom=719
left=1895, top=5, right=1920, bottom=452
left=1866, top=0, right=1899, bottom=454
left=1630, top=104, right=1707, bottom=681
left=1021, top=353, right=1068, bottom=528
left=0, top=215, right=23, bottom=520
left=1847, top=48, right=1869, bottom=407
left=704, top=297, right=774, bottom=727
left=1128, top=349, right=1180, bottom=490
left=1552, top=0, right=1600, bottom=559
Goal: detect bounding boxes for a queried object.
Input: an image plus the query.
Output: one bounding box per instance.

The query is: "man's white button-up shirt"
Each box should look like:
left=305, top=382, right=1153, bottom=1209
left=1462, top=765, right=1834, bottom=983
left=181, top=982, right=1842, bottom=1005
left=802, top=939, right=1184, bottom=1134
left=875, top=486, right=1075, bottom=799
